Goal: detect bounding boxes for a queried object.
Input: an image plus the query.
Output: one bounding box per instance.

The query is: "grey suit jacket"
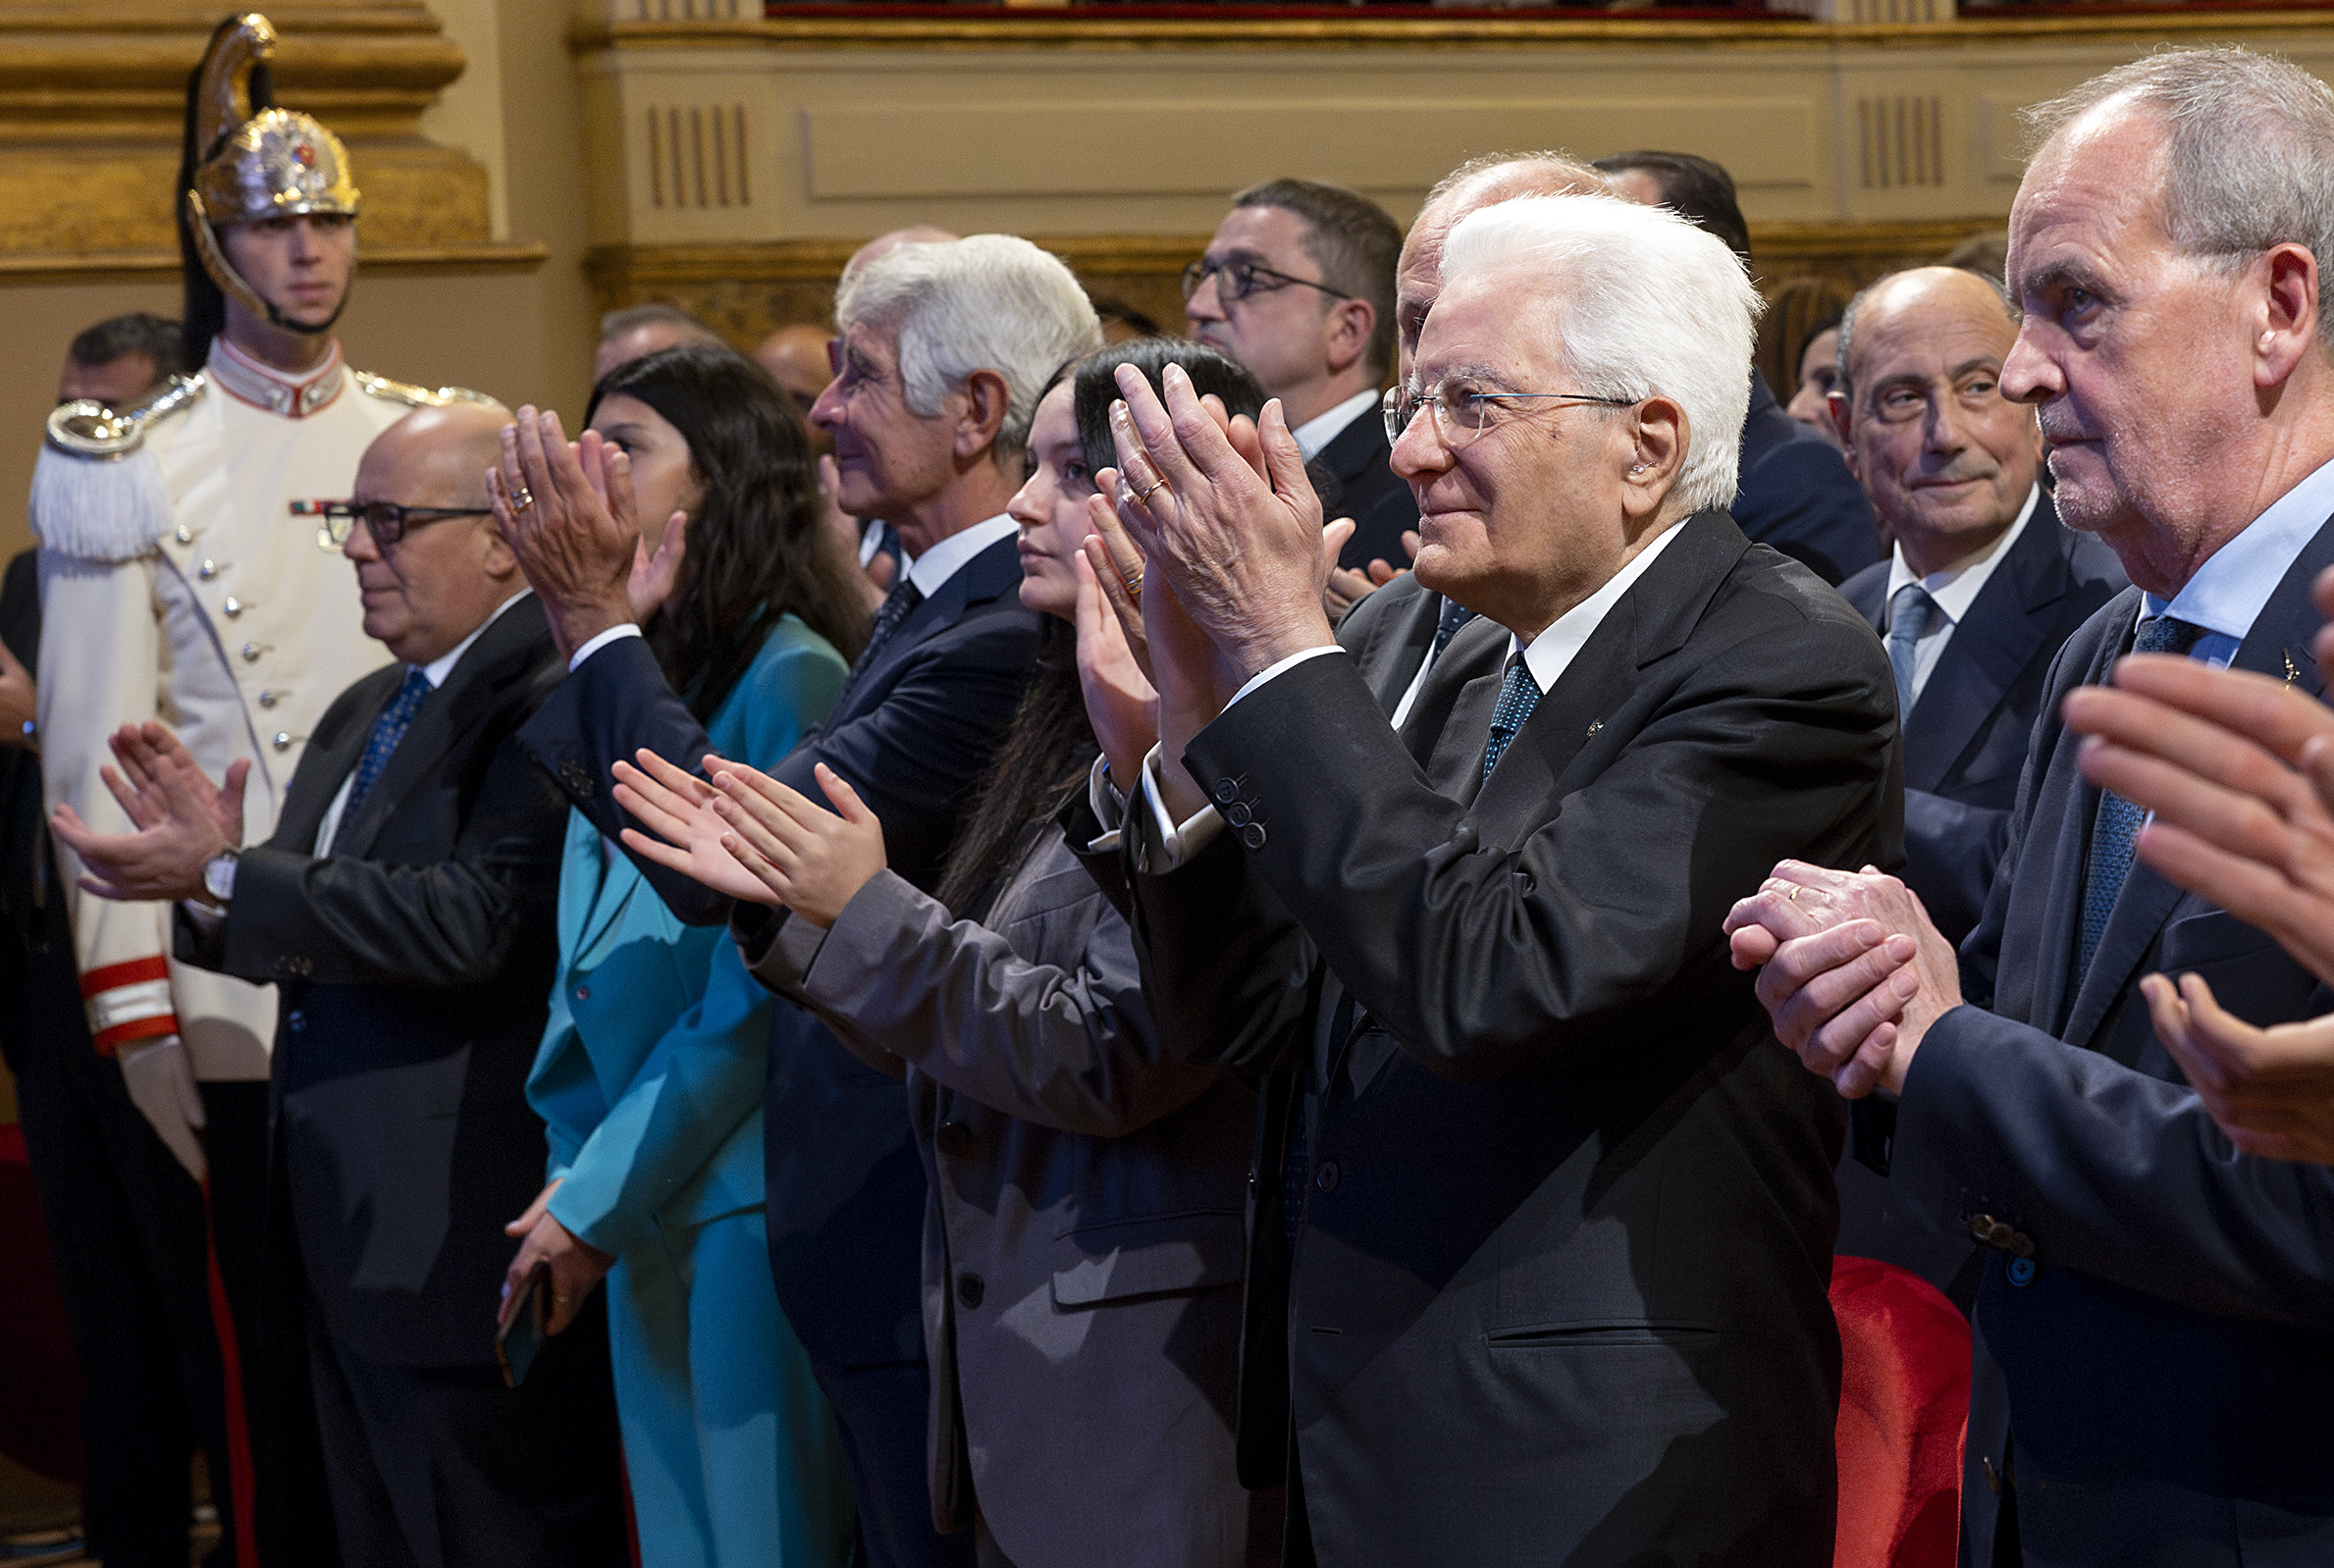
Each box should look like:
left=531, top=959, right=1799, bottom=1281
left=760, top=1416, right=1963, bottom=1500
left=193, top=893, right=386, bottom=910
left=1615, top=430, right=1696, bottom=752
left=745, top=820, right=1259, bottom=1566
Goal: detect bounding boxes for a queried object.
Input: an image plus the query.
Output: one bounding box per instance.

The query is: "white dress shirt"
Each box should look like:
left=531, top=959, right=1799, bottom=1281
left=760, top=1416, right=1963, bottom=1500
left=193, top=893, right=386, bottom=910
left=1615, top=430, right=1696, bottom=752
left=2143, top=452, right=2334, bottom=668
left=1290, top=390, right=1381, bottom=463
left=1883, top=485, right=2039, bottom=706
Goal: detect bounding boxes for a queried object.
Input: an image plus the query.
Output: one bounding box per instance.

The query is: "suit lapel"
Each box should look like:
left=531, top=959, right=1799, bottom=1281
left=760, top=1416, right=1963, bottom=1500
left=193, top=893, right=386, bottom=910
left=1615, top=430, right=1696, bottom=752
left=335, top=597, right=549, bottom=860
left=825, top=534, right=1023, bottom=730
left=275, top=667, right=398, bottom=853
left=1314, top=410, right=1386, bottom=493
left=2061, top=512, right=2334, bottom=1048
left=1413, top=618, right=1508, bottom=793
left=1902, top=500, right=2067, bottom=790
left=1369, top=585, right=1442, bottom=716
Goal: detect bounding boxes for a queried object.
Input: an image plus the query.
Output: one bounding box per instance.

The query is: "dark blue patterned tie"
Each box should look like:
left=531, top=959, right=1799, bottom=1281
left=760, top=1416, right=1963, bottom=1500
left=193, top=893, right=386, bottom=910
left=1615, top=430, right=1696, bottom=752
left=1482, top=657, right=1542, bottom=779
left=834, top=577, right=923, bottom=710
left=344, top=666, right=432, bottom=819
left=2076, top=614, right=2203, bottom=976
left=1432, top=595, right=1477, bottom=658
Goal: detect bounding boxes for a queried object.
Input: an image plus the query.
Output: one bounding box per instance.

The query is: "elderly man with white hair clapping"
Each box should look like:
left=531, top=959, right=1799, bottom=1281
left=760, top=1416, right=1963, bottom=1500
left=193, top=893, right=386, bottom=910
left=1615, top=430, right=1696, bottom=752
left=1093, top=191, right=1897, bottom=1564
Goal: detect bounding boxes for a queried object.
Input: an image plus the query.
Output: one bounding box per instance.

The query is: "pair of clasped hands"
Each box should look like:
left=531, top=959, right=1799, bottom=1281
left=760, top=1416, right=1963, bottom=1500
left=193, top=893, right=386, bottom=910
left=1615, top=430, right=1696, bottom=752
left=1724, top=565, right=2334, bottom=1166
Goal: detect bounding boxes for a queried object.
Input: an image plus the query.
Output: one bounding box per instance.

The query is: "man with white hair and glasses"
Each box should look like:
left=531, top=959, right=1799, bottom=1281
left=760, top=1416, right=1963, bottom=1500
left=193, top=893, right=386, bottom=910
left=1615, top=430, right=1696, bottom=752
left=1099, top=191, right=1895, bottom=1562
left=498, top=234, right=1100, bottom=1568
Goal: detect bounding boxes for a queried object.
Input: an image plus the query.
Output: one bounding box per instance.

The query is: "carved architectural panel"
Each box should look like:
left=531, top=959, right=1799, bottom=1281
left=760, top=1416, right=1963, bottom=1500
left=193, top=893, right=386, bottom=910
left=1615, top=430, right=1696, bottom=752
left=0, top=2, right=495, bottom=260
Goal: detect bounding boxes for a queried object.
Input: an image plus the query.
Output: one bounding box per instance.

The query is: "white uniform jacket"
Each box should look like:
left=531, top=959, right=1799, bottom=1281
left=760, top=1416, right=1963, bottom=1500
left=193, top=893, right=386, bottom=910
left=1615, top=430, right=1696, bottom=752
left=33, top=338, right=462, bottom=1166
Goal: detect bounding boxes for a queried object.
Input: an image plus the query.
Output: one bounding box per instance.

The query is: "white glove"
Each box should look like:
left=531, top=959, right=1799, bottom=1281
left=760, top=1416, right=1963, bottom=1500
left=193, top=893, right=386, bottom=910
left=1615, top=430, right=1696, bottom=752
left=117, top=1034, right=208, bottom=1181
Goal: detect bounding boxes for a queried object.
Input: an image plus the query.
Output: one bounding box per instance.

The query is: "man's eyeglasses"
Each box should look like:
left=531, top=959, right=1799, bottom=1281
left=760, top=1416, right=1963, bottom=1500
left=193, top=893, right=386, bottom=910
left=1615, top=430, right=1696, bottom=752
left=295, top=498, right=494, bottom=550
left=1382, top=380, right=1636, bottom=448
left=1181, top=257, right=1354, bottom=306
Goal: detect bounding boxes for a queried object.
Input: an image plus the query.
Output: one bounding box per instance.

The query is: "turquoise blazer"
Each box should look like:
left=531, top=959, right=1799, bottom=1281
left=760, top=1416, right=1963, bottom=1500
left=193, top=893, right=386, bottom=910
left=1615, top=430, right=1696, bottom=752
left=529, top=616, right=848, bottom=1251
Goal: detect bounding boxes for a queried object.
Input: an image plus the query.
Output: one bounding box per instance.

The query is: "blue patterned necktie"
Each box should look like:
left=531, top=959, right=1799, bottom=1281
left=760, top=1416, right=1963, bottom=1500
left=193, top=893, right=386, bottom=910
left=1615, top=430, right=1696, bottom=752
left=1885, top=583, right=1937, bottom=715
left=1482, top=657, right=1543, bottom=779
left=1432, top=595, right=1477, bottom=659
left=2075, top=614, right=2203, bottom=976
left=344, top=666, right=432, bottom=819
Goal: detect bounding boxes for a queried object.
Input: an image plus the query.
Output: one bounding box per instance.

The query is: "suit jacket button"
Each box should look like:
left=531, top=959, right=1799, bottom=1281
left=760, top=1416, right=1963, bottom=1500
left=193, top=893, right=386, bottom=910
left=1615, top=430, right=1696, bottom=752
left=575, top=985, right=589, bottom=1001
left=287, top=1010, right=306, bottom=1033
left=1241, top=823, right=1267, bottom=851
left=197, top=558, right=219, bottom=579
left=241, top=642, right=262, bottom=661
left=956, top=1273, right=984, bottom=1309
left=258, top=690, right=279, bottom=709
left=1314, top=1160, right=1339, bottom=1193
left=1212, top=778, right=1240, bottom=806
left=2006, top=1256, right=2039, bottom=1287
left=1225, top=803, right=1250, bottom=828
left=272, top=732, right=292, bottom=752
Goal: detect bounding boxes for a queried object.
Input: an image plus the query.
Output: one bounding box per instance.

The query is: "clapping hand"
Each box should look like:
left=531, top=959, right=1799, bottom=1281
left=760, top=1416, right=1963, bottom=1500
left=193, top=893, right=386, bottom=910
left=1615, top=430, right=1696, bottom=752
left=1073, top=549, right=1159, bottom=792
left=2140, top=973, right=2334, bottom=1164
left=51, top=722, right=245, bottom=905
left=492, top=407, right=640, bottom=660
left=610, top=749, right=774, bottom=906
left=695, top=760, right=886, bottom=929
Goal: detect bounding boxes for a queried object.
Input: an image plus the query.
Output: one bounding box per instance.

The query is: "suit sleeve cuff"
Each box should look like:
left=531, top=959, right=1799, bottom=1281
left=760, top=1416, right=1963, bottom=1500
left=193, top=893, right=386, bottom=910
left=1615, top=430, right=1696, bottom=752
left=568, top=622, right=644, bottom=674
left=1224, top=644, right=1345, bottom=709
left=1085, top=753, right=1127, bottom=854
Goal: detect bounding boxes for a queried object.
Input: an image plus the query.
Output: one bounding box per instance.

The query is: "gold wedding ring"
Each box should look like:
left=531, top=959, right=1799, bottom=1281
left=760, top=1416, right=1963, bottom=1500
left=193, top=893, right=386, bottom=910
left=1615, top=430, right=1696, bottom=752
left=1138, top=479, right=1168, bottom=504
left=509, top=485, right=536, bottom=513
left=1785, top=885, right=1802, bottom=901
left=1121, top=569, right=1144, bottom=600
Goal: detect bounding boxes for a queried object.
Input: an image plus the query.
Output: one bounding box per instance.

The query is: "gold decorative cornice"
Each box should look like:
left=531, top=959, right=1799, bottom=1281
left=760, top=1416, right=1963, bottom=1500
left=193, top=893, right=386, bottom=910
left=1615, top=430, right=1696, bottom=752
left=580, top=8, right=2334, bottom=53
left=0, top=240, right=545, bottom=286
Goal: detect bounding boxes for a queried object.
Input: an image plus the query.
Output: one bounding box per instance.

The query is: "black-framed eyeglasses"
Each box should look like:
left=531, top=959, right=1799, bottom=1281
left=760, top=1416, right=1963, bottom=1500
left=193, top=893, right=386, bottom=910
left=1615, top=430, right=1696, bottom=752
left=1181, top=256, right=1354, bottom=306
left=1382, top=380, right=1636, bottom=448
left=295, top=498, right=494, bottom=550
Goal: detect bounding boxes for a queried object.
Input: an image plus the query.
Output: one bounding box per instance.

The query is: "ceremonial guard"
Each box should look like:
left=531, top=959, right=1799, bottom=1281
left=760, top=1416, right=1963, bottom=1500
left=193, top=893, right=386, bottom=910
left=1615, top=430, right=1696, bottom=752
left=32, top=16, right=486, bottom=1559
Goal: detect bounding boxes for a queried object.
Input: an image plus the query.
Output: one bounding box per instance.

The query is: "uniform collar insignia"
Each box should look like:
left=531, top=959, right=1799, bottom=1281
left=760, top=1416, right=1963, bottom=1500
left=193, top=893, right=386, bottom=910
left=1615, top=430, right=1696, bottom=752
left=207, top=337, right=346, bottom=420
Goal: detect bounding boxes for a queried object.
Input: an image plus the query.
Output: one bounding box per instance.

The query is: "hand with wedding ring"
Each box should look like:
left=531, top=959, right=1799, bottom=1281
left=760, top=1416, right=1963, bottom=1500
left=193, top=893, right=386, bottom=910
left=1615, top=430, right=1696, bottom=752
left=501, top=1178, right=612, bottom=1336
left=490, top=405, right=642, bottom=661
left=1105, top=364, right=1338, bottom=684
left=1722, top=861, right=1960, bottom=1097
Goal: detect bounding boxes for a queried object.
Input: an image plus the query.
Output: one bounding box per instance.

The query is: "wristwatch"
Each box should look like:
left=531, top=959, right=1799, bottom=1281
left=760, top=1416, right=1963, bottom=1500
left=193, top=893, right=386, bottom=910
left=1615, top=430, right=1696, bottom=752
left=202, top=850, right=239, bottom=907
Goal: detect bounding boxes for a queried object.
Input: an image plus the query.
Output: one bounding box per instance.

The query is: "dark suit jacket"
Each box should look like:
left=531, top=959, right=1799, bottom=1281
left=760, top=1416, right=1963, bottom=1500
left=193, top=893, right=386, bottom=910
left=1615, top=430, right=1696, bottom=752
left=1331, top=571, right=1439, bottom=718
left=1736, top=369, right=1880, bottom=586
left=1311, top=408, right=1417, bottom=574
left=178, top=596, right=569, bottom=1368
left=1129, top=510, right=1900, bottom=1565
left=1889, top=511, right=2334, bottom=1568
left=0, top=549, right=47, bottom=1073
left=516, top=533, right=1043, bottom=1371
left=746, top=822, right=1256, bottom=1560
left=1840, top=495, right=2129, bottom=945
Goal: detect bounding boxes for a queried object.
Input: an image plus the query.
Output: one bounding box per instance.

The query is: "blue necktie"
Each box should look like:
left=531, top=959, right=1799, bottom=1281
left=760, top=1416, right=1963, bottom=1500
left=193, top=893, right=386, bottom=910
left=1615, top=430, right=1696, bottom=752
left=344, top=666, right=432, bottom=819
left=834, top=577, right=923, bottom=710
left=2075, top=614, right=2204, bottom=976
left=1482, top=657, right=1542, bottom=779
left=1432, top=595, right=1477, bottom=659
left=1885, top=583, right=1937, bottom=716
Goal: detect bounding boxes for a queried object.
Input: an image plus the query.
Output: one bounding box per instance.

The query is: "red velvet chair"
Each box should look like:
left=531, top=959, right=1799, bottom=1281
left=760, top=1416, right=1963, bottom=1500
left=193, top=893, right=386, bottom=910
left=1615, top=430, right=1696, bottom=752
left=0, top=1123, right=83, bottom=1485
left=1830, top=1255, right=1970, bottom=1568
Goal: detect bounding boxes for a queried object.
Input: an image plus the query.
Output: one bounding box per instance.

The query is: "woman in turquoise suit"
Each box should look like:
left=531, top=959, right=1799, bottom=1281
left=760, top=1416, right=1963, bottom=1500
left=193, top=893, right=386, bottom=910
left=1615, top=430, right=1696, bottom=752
left=501, top=343, right=869, bottom=1567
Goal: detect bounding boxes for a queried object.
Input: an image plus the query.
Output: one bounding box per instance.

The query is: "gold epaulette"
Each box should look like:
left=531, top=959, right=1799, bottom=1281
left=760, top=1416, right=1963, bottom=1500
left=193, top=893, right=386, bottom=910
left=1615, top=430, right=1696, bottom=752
left=352, top=372, right=499, bottom=410
left=45, top=373, right=206, bottom=460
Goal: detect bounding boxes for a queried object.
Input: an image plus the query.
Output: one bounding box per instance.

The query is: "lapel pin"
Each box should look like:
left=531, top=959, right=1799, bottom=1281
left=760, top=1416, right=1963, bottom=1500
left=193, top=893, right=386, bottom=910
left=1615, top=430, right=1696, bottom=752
left=2285, top=650, right=2305, bottom=688
left=1585, top=720, right=1603, bottom=739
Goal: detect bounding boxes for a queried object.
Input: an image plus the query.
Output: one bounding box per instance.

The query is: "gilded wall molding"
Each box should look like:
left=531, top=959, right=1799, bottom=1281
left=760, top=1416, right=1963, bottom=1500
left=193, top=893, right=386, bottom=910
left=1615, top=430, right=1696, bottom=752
left=582, top=8, right=2334, bottom=53
left=587, top=218, right=2001, bottom=349
left=0, top=2, right=490, bottom=256
left=0, top=241, right=548, bottom=286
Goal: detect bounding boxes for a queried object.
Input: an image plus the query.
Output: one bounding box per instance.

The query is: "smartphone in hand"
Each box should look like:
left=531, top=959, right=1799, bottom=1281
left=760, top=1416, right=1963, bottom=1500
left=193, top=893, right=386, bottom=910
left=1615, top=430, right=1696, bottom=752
left=496, top=1260, right=551, bottom=1389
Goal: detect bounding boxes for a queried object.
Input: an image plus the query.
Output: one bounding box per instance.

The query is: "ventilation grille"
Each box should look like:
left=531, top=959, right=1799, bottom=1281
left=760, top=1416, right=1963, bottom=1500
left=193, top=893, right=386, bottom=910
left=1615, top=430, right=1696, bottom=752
left=647, top=105, right=752, bottom=210
left=1858, top=95, right=1945, bottom=189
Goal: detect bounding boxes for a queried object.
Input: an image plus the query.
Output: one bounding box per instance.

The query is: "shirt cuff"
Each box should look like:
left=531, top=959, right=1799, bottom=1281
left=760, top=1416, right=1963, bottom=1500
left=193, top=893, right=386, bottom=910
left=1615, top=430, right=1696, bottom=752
left=1224, top=644, right=1345, bottom=709
left=1133, top=745, right=1225, bottom=873
left=1085, top=754, right=1128, bottom=854
left=569, top=622, right=644, bottom=673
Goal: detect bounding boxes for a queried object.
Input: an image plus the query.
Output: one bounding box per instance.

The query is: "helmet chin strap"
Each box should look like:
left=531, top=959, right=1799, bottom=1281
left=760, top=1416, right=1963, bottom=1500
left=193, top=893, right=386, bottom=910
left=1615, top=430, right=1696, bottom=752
left=186, top=190, right=348, bottom=341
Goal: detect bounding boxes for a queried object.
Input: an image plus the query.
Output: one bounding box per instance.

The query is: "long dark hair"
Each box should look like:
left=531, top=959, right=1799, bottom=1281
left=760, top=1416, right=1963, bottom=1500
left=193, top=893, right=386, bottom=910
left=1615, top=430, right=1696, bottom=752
left=932, top=339, right=1266, bottom=918
left=588, top=344, right=871, bottom=720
